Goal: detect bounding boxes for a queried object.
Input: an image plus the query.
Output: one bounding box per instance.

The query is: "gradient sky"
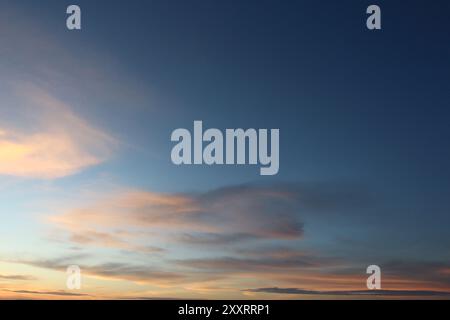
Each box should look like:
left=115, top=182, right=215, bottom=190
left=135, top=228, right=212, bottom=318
left=0, top=0, right=450, bottom=299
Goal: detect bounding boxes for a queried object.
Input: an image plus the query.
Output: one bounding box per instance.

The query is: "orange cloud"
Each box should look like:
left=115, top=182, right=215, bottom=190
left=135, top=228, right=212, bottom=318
left=47, top=184, right=305, bottom=255
left=0, top=84, right=116, bottom=179
left=48, top=190, right=204, bottom=232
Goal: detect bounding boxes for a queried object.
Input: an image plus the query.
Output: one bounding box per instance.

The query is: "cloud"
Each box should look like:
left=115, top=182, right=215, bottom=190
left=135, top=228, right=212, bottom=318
left=0, top=274, right=37, bottom=281
left=9, top=254, right=89, bottom=272
left=118, top=296, right=181, bottom=300
left=68, top=229, right=164, bottom=254
left=41, top=182, right=450, bottom=296
left=0, top=84, right=116, bottom=179
left=175, top=254, right=334, bottom=273
left=382, top=260, right=450, bottom=287
left=48, top=184, right=306, bottom=254
left=85, top=263, right=185, bottom=284
left=11, top=256, right=185, bottom=286
left=43, top=181, right=380, bottom=284
left=173, top=244, right=341, bottom=278
left=6, top=290, right=89, bottom=297
left=176, top=233, right=258, bottom=245
left=244, top=287, right=450, bottom=297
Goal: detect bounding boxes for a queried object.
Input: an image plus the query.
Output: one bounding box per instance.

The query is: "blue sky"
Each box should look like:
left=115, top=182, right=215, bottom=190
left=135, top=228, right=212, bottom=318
left=0, top=0, right=450, bottom=299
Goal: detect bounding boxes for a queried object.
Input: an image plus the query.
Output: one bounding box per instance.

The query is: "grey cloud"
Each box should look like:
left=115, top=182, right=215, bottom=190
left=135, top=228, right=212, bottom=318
left=50, top=182, right=376, bottom=253
left=0, top=274, right=37, bottom=281
left=175, top=253, right=337, bottom=273
left=383, top=260, right=450, bottom=287
left=177, top=232, right=259, bottom=245
left=244, top=287, right=450, bottom=297
left=11, top=256, right=185, bottom=285
left=12, top=254, right=90, bottom=272
left=7, top=289, right=89, bottom=297
left=118, top=296, right=182, bottom=300
left=86, top=262, right=185, bottom=283
left=200, top=182, right=376, bottom=215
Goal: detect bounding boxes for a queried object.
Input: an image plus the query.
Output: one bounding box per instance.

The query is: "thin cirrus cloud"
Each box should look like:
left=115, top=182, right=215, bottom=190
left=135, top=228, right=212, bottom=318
left=0, top=83, right=116, bottom=179
left=11, top=174, right=448, bottom=297
left=5, top=290, right=89, bottom=297
left=176, top=245, right=340, bottom=273
left=13, top=247, right=450, bottom=297
left=0, top=5, right=143, bottom=181
left=243, top=287, right=450, bottom=297
left=11, top=255, right=187, bottom=286
left=30, top=182, right=450, bottom=297
left=67, top=229, right=164, bottom=254
left=0, top=274, right=37, bottom=281
left=46, top=181, right=378, bottom=254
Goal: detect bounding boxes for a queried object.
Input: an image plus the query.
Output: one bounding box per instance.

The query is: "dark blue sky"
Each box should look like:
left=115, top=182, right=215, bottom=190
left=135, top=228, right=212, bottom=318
left=6, top=0, right=450, bottom=256
left=46, top=0, right=450, bottom=221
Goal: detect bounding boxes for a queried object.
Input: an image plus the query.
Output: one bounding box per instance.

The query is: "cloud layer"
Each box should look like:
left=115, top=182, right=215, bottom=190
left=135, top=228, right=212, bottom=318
left=244, top=287, right=450, bottom=297
left=48, top=184, right=306, bottom=252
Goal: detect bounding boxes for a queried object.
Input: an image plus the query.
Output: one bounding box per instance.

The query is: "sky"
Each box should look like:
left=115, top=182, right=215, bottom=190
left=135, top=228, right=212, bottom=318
left=0, top=0, right=450, bottom=299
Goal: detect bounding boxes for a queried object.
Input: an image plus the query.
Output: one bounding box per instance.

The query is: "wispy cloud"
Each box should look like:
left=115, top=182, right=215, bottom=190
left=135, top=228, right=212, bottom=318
left=174, top=251, right=338, bottom=273
left=48, top=184, right=306, bottom=252
left=244, top=287, right=450, bottom=297
left=5, top=289, right=89, bottom=297
left=0, top=84, right=116, bottom=179
left=10, top=256, right=185, bottom=286
left=0, top=274, right=37, bottom=281
left=9, top=182, right=450, bottom=298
